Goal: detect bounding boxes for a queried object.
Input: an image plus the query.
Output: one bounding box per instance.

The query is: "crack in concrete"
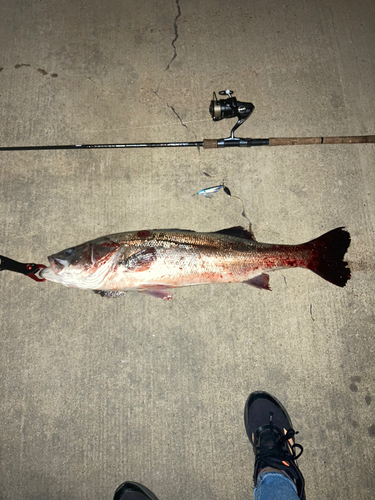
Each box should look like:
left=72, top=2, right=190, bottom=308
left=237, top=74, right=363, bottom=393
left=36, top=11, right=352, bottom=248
left=165, top=0, right=181, bottom=71
left=152, top=79, right=163, bottom=98
left=166, top=103, right=188, bottom=129
left=310, top=303, right=315, bottom=321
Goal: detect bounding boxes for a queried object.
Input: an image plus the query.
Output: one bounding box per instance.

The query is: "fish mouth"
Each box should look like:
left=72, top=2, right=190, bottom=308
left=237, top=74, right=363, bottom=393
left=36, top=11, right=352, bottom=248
left=40, top=266, right=61, bottom=282
left=48, top=255, right=69, bottom=274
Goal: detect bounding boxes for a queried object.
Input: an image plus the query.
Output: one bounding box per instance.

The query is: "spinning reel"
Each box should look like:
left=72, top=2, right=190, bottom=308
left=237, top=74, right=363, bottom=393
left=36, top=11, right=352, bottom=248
left=209, top=90, right=255, bottom=143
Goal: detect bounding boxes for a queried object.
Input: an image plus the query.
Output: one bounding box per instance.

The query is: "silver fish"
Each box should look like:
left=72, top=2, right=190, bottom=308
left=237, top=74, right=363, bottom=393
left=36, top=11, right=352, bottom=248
left=40, top=226, right=351, bottom=299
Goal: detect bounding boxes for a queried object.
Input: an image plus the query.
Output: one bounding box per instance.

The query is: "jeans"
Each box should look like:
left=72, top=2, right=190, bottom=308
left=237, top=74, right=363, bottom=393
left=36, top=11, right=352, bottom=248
left=254, top=470, right=299, bottom=500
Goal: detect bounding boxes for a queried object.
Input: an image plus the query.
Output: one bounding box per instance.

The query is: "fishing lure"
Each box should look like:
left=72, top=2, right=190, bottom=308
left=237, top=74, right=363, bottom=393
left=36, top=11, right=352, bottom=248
left=197, top=184, right=231, bottom=198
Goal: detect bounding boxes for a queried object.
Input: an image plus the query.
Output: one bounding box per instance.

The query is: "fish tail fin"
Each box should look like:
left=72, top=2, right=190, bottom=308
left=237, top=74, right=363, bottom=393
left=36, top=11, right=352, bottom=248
left=302, top=227, right=351, bottom=287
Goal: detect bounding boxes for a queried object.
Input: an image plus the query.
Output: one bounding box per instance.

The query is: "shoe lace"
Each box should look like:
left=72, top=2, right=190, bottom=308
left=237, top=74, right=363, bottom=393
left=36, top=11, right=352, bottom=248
left=253, top=411, right=305, bottom=499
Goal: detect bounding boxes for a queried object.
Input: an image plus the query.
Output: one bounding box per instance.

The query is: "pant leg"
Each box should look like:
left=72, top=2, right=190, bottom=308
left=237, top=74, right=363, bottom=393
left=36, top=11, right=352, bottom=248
left=253, top=470, right=300, bottom=500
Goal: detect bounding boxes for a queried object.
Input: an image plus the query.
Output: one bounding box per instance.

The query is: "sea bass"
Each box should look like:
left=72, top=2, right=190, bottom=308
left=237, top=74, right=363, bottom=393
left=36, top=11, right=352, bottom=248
left=40, top=226, right=351, bottom=299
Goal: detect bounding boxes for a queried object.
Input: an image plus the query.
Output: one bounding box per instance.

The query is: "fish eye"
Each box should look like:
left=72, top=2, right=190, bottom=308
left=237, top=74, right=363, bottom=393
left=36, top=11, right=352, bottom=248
left=65, top=248, right=74, bottom=256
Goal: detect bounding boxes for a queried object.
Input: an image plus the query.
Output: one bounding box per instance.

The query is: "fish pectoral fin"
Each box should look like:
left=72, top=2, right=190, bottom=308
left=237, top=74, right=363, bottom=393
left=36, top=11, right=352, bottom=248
left=215, top=226, right=256, bottom=240
left=243, top=273, right=271, bottom=290
left=138, top=285, right=173, bottom=300
left=93, top=290, right=127, bottom=298
left=120, top=248, right=157, bottom=272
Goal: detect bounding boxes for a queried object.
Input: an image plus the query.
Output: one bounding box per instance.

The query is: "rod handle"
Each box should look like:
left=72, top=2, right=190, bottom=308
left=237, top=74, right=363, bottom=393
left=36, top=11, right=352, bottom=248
left=269, top=135, right=375, bottom=146
left=203, top=139, right=218, bottom=149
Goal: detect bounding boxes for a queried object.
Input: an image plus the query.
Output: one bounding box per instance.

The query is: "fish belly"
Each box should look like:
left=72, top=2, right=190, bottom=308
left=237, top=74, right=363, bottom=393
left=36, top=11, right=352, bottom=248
left=97, top=245, right=260, bottom=291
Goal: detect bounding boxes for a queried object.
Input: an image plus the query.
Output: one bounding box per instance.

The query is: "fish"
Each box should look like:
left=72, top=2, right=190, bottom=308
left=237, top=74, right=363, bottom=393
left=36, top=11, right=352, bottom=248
left=40, top=226, right=351, bottom=300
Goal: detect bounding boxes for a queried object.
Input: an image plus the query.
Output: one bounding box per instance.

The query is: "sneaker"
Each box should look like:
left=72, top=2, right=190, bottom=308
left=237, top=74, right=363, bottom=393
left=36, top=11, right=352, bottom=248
left=244, top=391, right=306, bottom=499
left=113, top=482, right=160, bottom=500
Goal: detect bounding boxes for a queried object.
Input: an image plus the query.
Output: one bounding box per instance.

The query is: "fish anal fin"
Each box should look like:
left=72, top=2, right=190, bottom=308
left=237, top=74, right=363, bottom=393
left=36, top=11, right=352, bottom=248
left=215, top=226, right=256, bottom=240
left=243, top=273, right=271, bottom=290
left=138, top=285, right=173, bottom=300
left=121, top=248, right=157, bottom=272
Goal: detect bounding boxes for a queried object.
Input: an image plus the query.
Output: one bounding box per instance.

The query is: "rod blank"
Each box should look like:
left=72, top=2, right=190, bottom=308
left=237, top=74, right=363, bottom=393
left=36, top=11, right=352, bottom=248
left=0, top=141, right=204, bottom=151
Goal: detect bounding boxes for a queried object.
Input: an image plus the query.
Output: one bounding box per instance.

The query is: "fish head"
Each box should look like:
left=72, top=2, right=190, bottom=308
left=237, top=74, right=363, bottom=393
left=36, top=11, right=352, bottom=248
left=40, top=237, right=121, bottom=289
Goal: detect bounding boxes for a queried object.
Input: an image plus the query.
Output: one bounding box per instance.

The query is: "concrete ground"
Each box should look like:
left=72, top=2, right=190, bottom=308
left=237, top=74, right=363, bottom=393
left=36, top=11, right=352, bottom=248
left=0, top=0, right=374, bottom=498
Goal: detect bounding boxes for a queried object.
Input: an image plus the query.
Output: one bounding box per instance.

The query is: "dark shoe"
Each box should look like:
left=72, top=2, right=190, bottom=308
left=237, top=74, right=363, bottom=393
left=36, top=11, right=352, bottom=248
left=113, top=482, right=160, bottom=500
left=244, top=391, right=306, bottom=499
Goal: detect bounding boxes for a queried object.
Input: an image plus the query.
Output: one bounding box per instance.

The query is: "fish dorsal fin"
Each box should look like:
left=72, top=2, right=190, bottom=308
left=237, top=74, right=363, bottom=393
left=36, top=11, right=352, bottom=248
left=215, top=226, right=256, bottom=240
left=153, top=228, right=195, bottom=233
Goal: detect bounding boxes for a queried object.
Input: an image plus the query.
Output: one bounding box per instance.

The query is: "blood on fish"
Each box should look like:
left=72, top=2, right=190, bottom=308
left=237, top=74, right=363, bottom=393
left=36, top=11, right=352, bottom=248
left=137, top=230, right=151, bottom=238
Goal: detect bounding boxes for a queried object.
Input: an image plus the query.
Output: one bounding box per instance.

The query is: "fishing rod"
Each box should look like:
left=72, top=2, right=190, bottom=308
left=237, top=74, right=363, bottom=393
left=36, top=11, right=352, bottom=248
left=1, top=90, right=374, bottom=151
